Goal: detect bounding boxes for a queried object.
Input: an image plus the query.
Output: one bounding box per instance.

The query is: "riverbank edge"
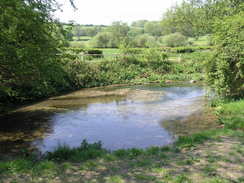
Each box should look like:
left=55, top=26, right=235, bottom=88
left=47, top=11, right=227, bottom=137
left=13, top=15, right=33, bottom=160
left=0, top=99, right=243, bottom=182
left=0, top=79, right=204, bottom=116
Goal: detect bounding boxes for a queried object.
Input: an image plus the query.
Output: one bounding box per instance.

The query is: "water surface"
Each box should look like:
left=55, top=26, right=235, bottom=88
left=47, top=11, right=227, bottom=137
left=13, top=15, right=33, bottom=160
left=0, top=85, right=217, bottom=153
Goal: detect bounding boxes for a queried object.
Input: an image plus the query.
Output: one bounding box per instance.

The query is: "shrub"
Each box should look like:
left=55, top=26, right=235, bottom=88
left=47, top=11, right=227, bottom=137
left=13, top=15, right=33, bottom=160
left=87, top=49, right=103, bottom=55
left=132, top=34, right=158, bottom=48
left=174, top=47, right=194, bottom=53
left=160, top=46, right=213, bottom=53
left=46, top=140, right=106, bottom=162
left=161, top=33, right=188, bottom=47
left=140, top=49, right=171, bottom=72
left=84, top=49, right=104, bottom=60
left=206, top=12, right=244, bottom=97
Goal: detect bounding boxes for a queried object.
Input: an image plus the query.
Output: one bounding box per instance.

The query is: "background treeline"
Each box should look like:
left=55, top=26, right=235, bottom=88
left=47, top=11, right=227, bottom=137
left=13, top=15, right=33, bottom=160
left=0, top=0, right=243, bottom=112
left=65, top=21, right=200, bottom=48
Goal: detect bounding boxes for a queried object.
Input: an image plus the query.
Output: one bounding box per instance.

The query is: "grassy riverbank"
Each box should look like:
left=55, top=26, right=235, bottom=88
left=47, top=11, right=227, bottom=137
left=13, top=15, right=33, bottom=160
left=0, top=99, right=243, bottom=183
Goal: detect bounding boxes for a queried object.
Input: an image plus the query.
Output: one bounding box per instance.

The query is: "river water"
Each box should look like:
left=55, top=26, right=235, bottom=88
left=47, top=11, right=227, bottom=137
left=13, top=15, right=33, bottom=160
left=0, top=84, right=217, bottom=153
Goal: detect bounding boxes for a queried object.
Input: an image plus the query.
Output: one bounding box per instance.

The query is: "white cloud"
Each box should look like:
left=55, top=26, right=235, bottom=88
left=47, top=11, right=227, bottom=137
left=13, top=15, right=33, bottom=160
left=54, top=0, right=181, bottom=25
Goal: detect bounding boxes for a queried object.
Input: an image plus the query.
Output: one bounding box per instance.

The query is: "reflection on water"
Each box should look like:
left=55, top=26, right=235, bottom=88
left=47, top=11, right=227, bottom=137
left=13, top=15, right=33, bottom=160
left=0, top=85, right=216, bottom=153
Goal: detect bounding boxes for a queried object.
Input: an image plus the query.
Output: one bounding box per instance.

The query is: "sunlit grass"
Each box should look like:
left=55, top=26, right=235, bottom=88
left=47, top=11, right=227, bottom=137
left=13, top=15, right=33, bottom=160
left=217, top=99, right=244, bottom=130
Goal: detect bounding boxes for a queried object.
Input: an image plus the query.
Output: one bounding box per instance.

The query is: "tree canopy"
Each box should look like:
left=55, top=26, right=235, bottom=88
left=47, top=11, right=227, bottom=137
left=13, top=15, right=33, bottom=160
left=0, top=0, right=69, bottom=102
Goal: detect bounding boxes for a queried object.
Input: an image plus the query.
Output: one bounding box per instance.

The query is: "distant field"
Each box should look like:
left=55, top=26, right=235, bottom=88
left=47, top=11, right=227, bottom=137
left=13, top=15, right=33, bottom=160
left=73, top=36, right=92, bottom=41
left=189, top=35, right=210, bottom=46
left=68, top=35, right=212, bottom=62
left=69, top=41, right=86, bottom=47
left=69, top=36, right=92, bottom=47
left=100, top=48, right=120, bottom=55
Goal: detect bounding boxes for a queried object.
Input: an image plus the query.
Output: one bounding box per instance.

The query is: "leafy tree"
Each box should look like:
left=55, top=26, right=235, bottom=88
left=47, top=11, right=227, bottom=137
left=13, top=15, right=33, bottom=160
left=108, top=21, right=130, bottom=47
left=0, top=0, right=69, bottom=102
left=90, top=32, right=114, bottom=48
left=161, top=1, right=207, bottom=37
left=206, top=11, right=244, bottom=97
left=131, top=20, right=148, bottom=28
left=128, top=27, right=144, bottom=37
left=144, top=21, right=163, bottom=37
left=161, top=0, right=244, bottom=37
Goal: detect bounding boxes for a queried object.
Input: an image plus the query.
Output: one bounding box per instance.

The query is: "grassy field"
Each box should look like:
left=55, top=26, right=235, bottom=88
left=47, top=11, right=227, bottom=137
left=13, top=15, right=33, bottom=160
left=69, top=40, right=87, bottom=47
left=69, top=35, right=211, bottom=49
left=189, top=35, right=210, bottom=46
left=0, top=99, right=243, bottom=183
left=73, top=36, right=92, bottom=41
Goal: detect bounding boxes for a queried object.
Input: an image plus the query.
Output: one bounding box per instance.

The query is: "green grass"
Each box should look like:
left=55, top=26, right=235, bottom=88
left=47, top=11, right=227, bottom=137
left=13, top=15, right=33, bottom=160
left=99, top=48, right=121, bottom=59
left=1, top=124, right=243, bottom=182
left=74, top=36, right=92, bottom=41
left=189, top=35, right=211, bottom=46
left=46, top=140, right=107, bottom=162
left=216, top=99, right=244, bottom=130
left=69, top=40, right=87, bottom=47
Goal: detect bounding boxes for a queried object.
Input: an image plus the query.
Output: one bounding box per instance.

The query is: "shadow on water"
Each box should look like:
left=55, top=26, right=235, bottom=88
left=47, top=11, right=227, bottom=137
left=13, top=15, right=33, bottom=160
left=0, top=84, right=218, bottom=154
left=0, top=110, right=54, bottom=154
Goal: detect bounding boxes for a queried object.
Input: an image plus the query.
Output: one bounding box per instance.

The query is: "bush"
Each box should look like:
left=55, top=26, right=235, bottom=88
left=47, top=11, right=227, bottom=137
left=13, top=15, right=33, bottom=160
left=206, top=12, right=244, bottom=97
left=160, top=46, right=213, bottom=53
left=174, top=47, right=194, bottom=53
left=140, top=49, right=171, bottom=72
left=161, top=33, right=188, bottom=47
left=161, top=33, right=187, bottom=47
left=84, top=49, right=104, bottom=60
left=46, top=140, right=106, bottom=161
left=132, top=34, right=158, bottom=48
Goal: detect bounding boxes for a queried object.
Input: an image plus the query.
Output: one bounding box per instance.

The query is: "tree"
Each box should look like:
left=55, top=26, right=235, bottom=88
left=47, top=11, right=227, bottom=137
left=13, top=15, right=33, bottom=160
left=161, top=1, right=207, bottom=37
left=161, top=0, right=244, bottom=37
left=0, top=0, right=69, bottom=102
left=206, top=11, right=244, bottom=97
left=90, top=32, right=114, bottom=48
left=128, top=27, right=144, bottom=37
left=131, top=20, right=148, bottom=28
left=144, top=21, right=163, bottom=37
left=108, top=21, right=130, bottom=47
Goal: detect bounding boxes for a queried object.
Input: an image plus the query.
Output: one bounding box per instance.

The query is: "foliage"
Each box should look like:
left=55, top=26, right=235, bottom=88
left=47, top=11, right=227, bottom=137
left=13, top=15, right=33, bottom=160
left=90, top=32, right=114, bottom=48
left=109, top=21, right=130, bottom=47
left=139, top=49, right=171, bottom=72
left=144, top=21, right=163, bottom=37
left=206, top=12, right=244, bottom=97
left=161, top=0, right=244, bottom=37
left=89, top=22, right=130, bottom=48
left=0, top=0, right=70, bottom=102
left=85, top=49, right=104, bottom=60
left=161, top=1, right=207, bottom=37
left=46, top=140, right=106, bottom=161
left=161, top=33, right=188, bottom=47
left=215, top=99, right=244, bottom=130
left=132, top=34, right=158, bottom=48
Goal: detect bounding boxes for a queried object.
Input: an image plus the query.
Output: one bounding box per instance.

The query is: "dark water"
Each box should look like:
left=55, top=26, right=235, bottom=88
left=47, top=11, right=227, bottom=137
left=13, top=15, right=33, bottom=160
left=0, top=85, right=216, bottom=153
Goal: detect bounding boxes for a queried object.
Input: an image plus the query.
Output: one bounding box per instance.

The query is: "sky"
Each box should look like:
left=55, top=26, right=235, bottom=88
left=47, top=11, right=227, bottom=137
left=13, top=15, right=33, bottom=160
left=54, top=0, right=181, bottom=25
